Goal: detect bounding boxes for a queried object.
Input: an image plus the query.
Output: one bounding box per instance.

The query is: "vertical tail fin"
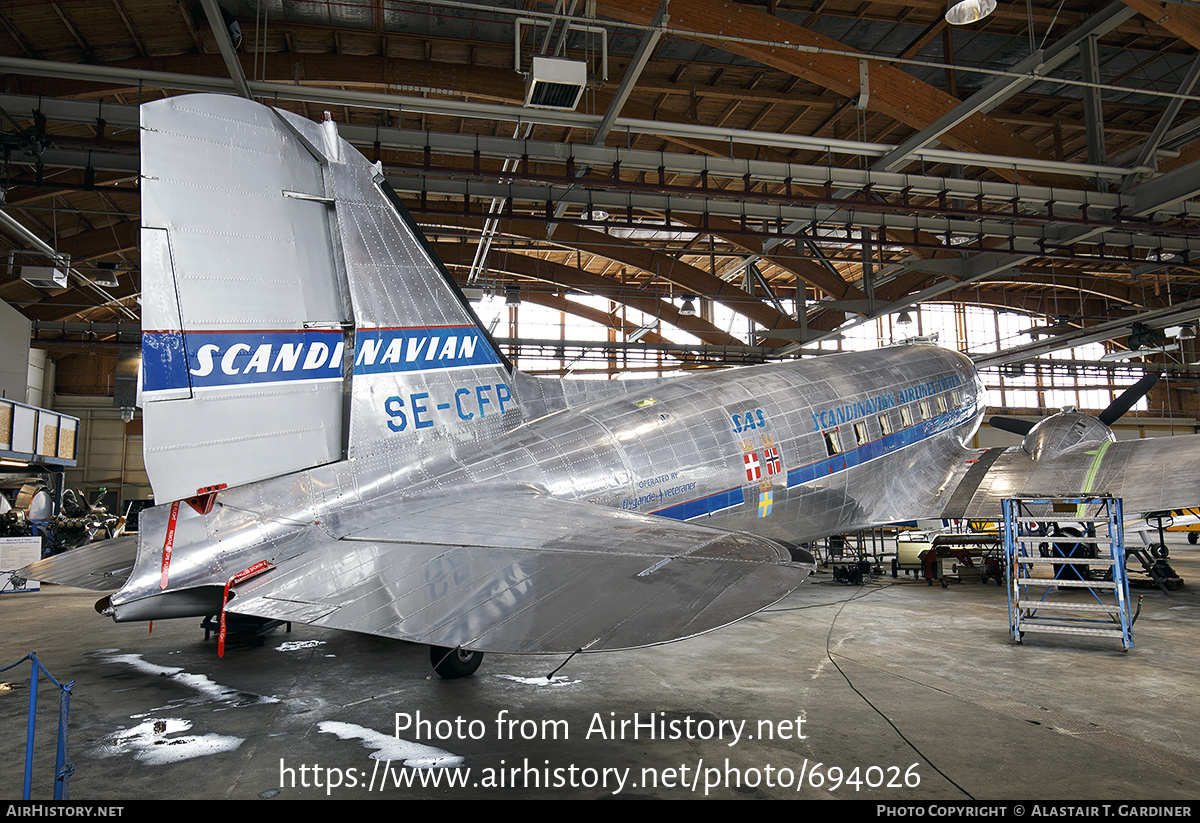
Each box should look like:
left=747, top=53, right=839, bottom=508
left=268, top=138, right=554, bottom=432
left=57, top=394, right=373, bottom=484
left=139, top=95, right=514, bottom=502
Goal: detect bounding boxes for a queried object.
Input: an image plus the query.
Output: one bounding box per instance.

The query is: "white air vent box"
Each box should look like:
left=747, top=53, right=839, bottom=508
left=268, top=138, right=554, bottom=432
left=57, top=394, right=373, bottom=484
left=21, top=266, right=67, bottom=289
left=524, top=56, right=587, bottom=111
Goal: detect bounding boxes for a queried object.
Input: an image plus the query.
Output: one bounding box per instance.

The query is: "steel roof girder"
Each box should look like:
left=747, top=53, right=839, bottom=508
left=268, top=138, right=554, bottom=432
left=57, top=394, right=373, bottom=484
left=971, top=297, right=1200, bottom=367
left=0, top=59, right=1142, bottom=182
left=873, top=0, right=1136, bottom=173
left=386, top=172, right=1200, bottom=254
left=332, top=121, right=1155, bottom=215
left=4, top=92, right=1174, bottom=222
left=198, top=0, right=251, bottom=100
left=1128, top=155, right=1200, bottom=217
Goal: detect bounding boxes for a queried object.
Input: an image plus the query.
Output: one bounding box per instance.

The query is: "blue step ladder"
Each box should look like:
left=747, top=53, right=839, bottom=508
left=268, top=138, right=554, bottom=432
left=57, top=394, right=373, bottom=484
left=1002, top=495, right=1133, bottom=650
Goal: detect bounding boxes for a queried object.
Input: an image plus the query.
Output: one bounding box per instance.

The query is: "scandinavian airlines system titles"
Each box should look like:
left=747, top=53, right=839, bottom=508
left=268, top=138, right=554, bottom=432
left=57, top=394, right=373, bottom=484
left=811, top=374, right=963, bottom=431
left=141, top=325, right=502, bottom=393
left=354, top=327, right=498, bottom=375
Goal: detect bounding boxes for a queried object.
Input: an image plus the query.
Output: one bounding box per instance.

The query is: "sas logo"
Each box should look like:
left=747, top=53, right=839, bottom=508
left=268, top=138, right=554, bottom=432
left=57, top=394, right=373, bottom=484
left=731, top=408, right=767, bottom=433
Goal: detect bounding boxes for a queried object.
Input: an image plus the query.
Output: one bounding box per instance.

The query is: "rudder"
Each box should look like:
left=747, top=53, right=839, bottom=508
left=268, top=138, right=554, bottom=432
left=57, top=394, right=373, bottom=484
left=139, top=95, right=514, bottom=502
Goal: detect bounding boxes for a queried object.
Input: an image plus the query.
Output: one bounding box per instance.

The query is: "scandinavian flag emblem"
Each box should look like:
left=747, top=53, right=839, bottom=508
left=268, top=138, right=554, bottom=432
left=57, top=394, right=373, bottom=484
left=744, top=451, right=762, bottom=482
left=763, top=446, right=782, bottom=475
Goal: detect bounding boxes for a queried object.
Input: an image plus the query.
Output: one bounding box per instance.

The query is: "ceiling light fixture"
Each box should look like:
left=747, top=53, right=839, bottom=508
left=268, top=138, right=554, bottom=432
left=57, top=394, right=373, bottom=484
left=945, top=0, right=996, bottom=25
left=679, top=297, right=697, bottom=317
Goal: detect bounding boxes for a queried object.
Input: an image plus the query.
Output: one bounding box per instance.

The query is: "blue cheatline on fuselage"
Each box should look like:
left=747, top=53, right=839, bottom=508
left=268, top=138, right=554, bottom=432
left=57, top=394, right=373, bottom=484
left=651, top=398, right=976, bottom=521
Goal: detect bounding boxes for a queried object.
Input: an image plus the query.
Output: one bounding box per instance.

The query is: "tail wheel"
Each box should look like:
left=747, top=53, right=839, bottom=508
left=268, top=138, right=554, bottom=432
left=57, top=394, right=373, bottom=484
left=430, top=646, right=483, bottom=679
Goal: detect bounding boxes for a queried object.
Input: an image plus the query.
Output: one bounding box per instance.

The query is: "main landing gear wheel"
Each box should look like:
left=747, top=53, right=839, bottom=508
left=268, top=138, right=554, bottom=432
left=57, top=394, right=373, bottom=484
left=430, top=646, right=484, bottom=679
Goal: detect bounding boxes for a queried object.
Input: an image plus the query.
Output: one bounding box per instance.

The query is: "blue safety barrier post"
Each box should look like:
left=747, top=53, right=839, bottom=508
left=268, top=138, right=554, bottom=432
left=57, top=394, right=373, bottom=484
left=2, top=652, right=75, bottom=800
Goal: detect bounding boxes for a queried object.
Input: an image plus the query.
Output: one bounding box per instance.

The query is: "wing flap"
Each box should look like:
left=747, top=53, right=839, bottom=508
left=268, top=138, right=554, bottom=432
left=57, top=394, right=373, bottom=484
left=228, top=494, right=812, bottom=653
left=18, top=536, right=139, bottom=592
left=944, top=434, right=1200, bottom=519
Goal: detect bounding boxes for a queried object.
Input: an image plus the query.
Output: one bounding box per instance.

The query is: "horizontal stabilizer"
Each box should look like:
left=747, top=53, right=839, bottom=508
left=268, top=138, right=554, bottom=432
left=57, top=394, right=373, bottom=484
left=227, top=493, right=813, bottom=654
left=18, top=536, right=138, bottom=592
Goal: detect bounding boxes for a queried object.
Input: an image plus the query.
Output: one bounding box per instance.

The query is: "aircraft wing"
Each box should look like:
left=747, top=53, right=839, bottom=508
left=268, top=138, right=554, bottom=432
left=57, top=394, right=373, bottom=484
left=18, top=536, right=138, bottom=592
left=225, top=491, right=814, bottom=654
left=939, top=434, right=1200, bottom=520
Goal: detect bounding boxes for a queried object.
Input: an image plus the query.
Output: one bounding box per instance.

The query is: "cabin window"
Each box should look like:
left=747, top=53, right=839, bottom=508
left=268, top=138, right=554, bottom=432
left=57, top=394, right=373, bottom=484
left=936, top=395, right=948, bottom=413
left=878, top=414, right=893, bottom=436
left=899, top=406, right=913, bottom=427
left=918, top=399, right=931, bottom=420
left=823, top=428, right=842, bottom=456
left=854, top=421, right=869, bottom=445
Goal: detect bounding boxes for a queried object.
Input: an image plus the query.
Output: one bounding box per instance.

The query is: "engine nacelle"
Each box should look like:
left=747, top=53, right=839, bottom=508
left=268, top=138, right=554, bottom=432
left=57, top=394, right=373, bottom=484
left=1021, top=408, right=1115, bottom=461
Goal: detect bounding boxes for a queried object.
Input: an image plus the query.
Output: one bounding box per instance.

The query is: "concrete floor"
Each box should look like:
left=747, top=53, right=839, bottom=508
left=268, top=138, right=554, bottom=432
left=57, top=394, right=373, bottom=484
left=2, top=535, right=1199, bottom=801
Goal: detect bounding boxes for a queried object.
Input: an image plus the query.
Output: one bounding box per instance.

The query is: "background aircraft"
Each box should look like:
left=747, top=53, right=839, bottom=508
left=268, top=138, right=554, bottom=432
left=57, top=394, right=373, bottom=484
left=25, top=95, right=1200, bottom=677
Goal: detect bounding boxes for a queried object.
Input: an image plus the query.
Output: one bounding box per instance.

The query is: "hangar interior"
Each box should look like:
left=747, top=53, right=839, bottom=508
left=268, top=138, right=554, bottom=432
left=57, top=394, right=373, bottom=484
left=0, top=0, right=1199, bottom=497
left=2, top=0, right=1200, bottom=802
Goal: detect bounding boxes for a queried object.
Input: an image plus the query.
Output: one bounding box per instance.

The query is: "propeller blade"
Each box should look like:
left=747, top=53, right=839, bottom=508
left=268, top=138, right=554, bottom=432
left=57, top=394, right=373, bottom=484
left=989, top=416, right=1034, bottom=436
left=1099, top=373, right=1159, bottom=426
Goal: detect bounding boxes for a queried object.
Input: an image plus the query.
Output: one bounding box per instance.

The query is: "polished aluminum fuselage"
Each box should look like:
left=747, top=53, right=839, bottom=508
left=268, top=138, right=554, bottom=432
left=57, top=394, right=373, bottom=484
left=469, top=344, right=983, bottom=544
left=109, top=94, right=984, bottom=640
left=111, top=343, right=982, bottom=621
left=36, top=93, right=1196, bottom=655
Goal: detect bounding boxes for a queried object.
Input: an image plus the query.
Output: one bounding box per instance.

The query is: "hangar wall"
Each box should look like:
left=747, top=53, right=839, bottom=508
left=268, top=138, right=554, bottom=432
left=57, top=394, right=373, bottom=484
left=0, top=299, right=30, bottom=402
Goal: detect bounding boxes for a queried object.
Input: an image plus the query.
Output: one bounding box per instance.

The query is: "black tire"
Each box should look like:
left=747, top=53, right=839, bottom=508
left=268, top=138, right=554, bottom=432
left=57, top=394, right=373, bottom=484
left=1150, top=543, right=1170, bottom=559
left=430, top=646, right=483, bottom=679
left=1189, top=532, right=1198, bottom=545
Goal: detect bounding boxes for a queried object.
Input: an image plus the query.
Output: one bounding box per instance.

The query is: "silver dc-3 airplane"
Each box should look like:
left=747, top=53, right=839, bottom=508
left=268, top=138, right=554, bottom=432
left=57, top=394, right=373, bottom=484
left=26, top=95, right=1200, bottom=677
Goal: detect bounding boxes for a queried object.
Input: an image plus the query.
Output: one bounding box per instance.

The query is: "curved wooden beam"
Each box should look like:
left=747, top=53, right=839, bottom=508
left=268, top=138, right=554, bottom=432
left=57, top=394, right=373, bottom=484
left=670, top=213, right=864, bottom=301
left=429, top=241, right=740, bottom=346
left=520, top=291, right=691, bottom=366
left=425, top=215, right=802, bottom=342
left=596, top=0, right=1073, bottom=186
